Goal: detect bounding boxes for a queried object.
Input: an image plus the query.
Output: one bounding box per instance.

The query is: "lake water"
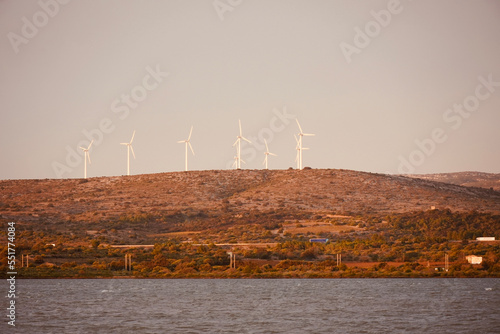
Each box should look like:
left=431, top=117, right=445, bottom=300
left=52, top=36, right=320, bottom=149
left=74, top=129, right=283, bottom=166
left=6, top=278, right=500, bottom=333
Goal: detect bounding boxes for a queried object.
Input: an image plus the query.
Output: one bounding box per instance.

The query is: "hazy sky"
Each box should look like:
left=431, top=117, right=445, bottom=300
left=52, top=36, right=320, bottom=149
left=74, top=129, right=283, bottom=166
left=1, top=0, right=500, bottom=180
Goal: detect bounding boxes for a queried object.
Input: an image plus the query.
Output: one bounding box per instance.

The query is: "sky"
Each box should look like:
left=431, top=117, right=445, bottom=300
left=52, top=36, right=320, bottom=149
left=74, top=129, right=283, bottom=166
left=1, top=0, right=500, bottom=180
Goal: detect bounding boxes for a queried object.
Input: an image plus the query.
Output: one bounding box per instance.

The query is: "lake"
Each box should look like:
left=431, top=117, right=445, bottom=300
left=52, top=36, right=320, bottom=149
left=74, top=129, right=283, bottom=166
left=6, top=278, right=500, bottom=333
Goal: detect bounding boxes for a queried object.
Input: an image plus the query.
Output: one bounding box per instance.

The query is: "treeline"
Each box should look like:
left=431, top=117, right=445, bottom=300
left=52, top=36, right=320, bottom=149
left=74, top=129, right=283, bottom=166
left=384, top=209, right=499, bottom=241
left=1, top=210, right=499, bottom=278
left=1, top=237, right=499, bottom=279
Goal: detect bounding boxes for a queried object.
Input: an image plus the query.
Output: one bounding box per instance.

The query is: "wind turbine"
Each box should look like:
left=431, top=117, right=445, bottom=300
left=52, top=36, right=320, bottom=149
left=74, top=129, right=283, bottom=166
left=177, top=126, right=194, bottom=171
left=232, top=120, right=251, bottom=169
left=296, top=119, right=315, bottom=170
left=294, top=135, right=300, bottom=169
left=294, top=134, right=308, bottom=169
left=79, top=140, right=93, bottom=179
left=120, top=130, right=136, bottom=176
left=263, top=139, right=277, bottom=170
left=232, top=156, right=246, bottom=169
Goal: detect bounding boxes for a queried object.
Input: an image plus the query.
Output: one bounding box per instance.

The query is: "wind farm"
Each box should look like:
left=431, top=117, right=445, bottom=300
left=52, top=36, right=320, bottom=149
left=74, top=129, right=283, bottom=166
left=75, top=118, right=317, bottom=178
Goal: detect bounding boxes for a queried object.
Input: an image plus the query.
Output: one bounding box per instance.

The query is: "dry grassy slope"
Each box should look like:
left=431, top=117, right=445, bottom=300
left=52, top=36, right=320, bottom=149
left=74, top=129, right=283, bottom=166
left=220, top=169, right=500, bottom=214
left=406, top=172, right=500, bottom=191
left=1, top=169, right=500, bottom=226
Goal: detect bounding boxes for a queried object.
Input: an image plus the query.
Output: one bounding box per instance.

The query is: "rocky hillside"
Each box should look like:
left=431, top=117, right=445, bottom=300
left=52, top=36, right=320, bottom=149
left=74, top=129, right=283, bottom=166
left=1, top=169, right=499, bottom=229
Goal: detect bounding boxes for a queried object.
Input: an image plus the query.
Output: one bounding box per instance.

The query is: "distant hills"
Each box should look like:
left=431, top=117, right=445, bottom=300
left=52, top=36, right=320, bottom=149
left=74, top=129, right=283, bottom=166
left=405, top=172, right=500, bottom=191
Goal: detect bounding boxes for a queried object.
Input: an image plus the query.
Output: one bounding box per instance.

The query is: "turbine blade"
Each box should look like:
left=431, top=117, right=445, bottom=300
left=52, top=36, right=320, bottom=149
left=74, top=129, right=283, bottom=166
left=294, top=134, right=299, bottom=145
left=233, top=138, right=239, bottom=147
left=130, top=145, right=136, bottom=159
left=242, top=136, right=252, bottom=144
left=88, top=139, right=94, bottom=150
left=241, top=159, right=246, bottom=165
left=188, top=126, right=193, bottom=141
left=130, top=130, right=136, bottom=144
left=177, top=140, right=185, bottom=143
left=87, top=152, right=91, bottom=164
left=79, top=147, right=86, bottom=150
left=120, top=143, right=128, bottom=145
left=296, top=119, right=303, bottom=134
left=304, top=133, right=315, bottom=136
left=264, top=139, right=269, bottom=152
left=270, top=153, right=277, bottom=156
left=189, top=142, right=195, bottom=155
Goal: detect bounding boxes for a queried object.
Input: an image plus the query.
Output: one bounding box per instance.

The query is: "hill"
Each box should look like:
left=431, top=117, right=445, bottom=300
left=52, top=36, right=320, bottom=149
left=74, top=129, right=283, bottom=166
left=1, top=167, right=499, bottom=244
left=1, top=169, right=499, bottom=279
left=405, top=172, right=500, bottom=191
left=1, top=169, right=499, bottom=226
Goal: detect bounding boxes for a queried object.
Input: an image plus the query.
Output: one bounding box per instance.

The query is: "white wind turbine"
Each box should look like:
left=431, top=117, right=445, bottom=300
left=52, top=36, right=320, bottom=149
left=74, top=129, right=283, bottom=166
left=296, top=119, right=315, bottom=170
left=294, top=134, right=300, bottom=169
left=294, top=134, right=309, bottom=169
left=79, top=140, right=93, bottom=179
left=263, top=139, right=277, bottom=170
left=120, top=130, right=136, bottom=176
left=233, top=120, right=251, bottom=169
left=177, top=126, right=194, bottom=171
left=232, top=156, right=246, bottom=169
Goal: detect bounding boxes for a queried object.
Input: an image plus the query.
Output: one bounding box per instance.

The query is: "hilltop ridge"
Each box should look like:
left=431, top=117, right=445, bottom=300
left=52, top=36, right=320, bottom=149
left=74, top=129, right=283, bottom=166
left=406, top=171, right=500, bottom=191
left=1, top=169, right=499, bottom=228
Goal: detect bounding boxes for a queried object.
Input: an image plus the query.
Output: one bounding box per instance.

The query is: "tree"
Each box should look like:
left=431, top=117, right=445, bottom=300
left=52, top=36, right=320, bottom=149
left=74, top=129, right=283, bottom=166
left=90, top=239, right=100, bottom=249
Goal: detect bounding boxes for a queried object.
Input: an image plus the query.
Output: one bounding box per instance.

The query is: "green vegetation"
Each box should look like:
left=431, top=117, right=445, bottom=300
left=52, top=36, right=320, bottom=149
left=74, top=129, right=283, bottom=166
left=1, top=209, right=499, bottom=278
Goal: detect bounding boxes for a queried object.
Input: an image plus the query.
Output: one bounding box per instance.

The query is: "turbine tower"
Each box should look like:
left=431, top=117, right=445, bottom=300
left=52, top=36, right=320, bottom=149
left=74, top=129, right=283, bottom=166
left=296, top=119, right=315, bottom=170
left=294, top=134, right=308, bottom=169
left=232, top=156, right=246, bottom=169
left=120, top=130, right=136, bottom=176
left=232, top=120, right=251, bottom=169
left=79, top=140, right=93, bottom=179
left=263, top=139, right=277, bottom=170
left=177, top=126, right=194, bottom=171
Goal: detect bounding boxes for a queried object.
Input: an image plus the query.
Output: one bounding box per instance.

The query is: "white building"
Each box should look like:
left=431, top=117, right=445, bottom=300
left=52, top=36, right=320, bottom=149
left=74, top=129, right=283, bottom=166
left=476, top=237, right=495, bottom=241
left=466, top=255, right=483, bottom=265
